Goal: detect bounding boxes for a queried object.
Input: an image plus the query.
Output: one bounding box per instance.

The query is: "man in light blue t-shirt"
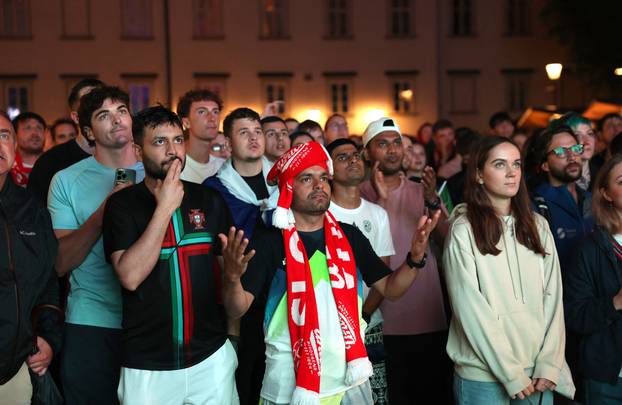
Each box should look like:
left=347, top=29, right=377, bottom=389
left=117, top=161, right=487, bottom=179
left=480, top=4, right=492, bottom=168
left=48, top=86, right=144, bottom=405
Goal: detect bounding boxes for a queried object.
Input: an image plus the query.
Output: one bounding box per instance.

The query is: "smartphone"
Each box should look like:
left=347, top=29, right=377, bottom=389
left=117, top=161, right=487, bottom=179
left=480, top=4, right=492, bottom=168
left=114, top=168, right=137, bottom=186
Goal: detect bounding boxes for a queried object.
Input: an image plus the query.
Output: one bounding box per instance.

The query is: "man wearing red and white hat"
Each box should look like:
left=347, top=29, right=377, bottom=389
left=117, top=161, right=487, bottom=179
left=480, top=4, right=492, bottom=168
left=220, top=141, right=440, bottom=405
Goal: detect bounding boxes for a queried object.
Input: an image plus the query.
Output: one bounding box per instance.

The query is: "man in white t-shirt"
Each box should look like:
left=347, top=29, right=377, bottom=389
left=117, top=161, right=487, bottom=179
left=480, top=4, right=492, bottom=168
left=327, top=138, right=395, bottom=405
left=176, top=89, right=225, bottom=183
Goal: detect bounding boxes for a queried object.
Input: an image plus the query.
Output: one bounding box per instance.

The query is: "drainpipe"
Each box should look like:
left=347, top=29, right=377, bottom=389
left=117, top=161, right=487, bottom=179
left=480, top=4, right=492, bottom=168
left=163, top=0, right=172, bottom=107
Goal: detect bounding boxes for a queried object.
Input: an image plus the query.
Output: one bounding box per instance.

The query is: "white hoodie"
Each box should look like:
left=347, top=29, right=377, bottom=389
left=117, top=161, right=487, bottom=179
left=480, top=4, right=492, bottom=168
left=443, top=204, right=575, bottom=398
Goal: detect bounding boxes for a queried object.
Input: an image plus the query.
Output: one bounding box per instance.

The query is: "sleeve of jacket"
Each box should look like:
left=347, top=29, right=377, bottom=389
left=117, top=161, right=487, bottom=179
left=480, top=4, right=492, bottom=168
left=443, top=222, right=531, bottom=397
left=34, top=207, right=62, bottom=356
left=533, top=218, right=565, bottom=384
left=564, top=238, right=621, bottom=336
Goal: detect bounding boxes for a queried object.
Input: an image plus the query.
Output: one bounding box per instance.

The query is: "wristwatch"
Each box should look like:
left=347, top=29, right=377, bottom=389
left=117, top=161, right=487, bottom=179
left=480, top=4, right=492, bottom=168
left=425, top=196, right=441, bottom=211
left=406, top=252, right=427, bottom=269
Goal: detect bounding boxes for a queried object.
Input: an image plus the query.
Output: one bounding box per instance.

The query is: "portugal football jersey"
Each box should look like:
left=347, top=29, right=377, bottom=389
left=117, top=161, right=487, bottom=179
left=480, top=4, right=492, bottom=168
left=103, top=180, right=232, bottom=370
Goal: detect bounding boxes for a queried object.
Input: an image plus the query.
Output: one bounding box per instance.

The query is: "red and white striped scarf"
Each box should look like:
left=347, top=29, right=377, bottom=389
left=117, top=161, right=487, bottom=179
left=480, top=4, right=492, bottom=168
left=283, top=210, right=372, bottom=405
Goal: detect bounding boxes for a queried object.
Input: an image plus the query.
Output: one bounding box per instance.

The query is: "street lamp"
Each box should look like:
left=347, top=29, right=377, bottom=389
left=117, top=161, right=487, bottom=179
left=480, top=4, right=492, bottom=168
left=615, top=67, right=622, bottom=76
left=545, top=63, right=563, bottom=110
left=545, top=63, right=563, bottom=80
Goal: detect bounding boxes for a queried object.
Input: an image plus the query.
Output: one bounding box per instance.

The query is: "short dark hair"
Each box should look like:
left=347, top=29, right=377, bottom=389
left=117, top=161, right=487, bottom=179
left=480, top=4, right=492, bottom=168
left=298, top=119, right=322, bottom=133
left=12, top=112, right=46, bottom=132
left=68, top=78, right=105, bottom=110
left=260, top=115, right=287, bottom=127
left=176, top=89, right=223, bottom=119
left=489, top=111, right=513, bottom=129
left=289, top=130, right=314, bottom=145
left=326, top=138, right=357, bottom=157
left=531, top=124, right=578, bottom=165
left=432, top=119, right=453, bottom=133
left=223, top=108, right=260, bottom=138
left=132, top=105, right=183, bottom=147
left=609, top=132, right=622, bottom=156
left=454, top=127, right=481, bottom=156
left=50, top=118, right=78, bottom=140
left=599, top=112, right=622, bottom=132
left=78, top=86, right=130, bottom=131
left=285, top=117, right=299, bottom=125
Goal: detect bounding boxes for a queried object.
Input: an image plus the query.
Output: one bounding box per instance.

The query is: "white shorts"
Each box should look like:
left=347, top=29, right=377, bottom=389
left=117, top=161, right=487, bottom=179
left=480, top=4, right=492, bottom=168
left=118, top=340, right=239, bottom=405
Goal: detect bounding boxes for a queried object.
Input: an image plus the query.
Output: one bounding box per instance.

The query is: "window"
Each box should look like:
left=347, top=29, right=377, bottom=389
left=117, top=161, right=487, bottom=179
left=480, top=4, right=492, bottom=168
left=193, top=0, right=223, bottom=39
left=194, top=72, right=228, bottom=104
left=324, top=72, right=355, bottom=114
left=259, top=0, right=289, bottom=39
left=61, top=0, right=92, bottom=38
left=121, top=0, right=153, bottom=39
left=448, top=70, right=479, bottom=113
left=388, top=0, right=414, bottom=37
left=502, top=69, right=532, bottom=112
left=0, top=76, right=35, bottom=117
left=505, top=0, right=530, bottom=36
left=386, top=71, right=418, bottom=114
left=0, top=0, right=31, bottom=38
left=122, top=74, right=156, bottom=112
left=259, top=73, right=292, bottom=114
left=451, top=0, right=474, bottom=36
left=60, top=73, right=98, bottom=112
left=326, top=0, right=351, bottom=39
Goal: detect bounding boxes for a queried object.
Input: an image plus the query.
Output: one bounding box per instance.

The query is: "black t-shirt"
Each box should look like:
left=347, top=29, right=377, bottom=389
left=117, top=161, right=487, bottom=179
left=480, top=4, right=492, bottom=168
left=242, top=171, right=269, bottom=200
left=103, top=180, right=233, bottom=370
left=241, top=223, right=392, bottom=300
left=27, top=139, right=90, bottom=205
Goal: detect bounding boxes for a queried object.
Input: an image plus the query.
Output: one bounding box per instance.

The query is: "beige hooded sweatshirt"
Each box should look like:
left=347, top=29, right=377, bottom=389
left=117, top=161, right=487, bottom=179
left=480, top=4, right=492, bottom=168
left=443, top=204, right=575, bottom=398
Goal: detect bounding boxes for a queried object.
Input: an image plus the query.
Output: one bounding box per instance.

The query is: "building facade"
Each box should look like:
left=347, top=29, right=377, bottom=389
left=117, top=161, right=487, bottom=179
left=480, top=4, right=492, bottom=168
left=0, top=0, right=589, bottom=135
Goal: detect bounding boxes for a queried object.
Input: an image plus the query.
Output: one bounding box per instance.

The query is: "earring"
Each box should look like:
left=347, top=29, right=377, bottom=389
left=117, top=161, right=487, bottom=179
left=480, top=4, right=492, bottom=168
left=478, top=179, right=484, bottom=184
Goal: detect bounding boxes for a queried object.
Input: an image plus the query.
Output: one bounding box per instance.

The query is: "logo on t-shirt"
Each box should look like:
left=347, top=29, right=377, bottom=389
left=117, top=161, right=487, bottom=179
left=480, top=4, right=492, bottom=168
left=188, top=209, right=206, bottom=230
left=363, top=220, right=372, bottom=233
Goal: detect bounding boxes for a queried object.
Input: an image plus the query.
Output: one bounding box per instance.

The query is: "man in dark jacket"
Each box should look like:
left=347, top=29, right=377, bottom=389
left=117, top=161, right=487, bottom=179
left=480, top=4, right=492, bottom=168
left=0, top=111, right=61, bottom=403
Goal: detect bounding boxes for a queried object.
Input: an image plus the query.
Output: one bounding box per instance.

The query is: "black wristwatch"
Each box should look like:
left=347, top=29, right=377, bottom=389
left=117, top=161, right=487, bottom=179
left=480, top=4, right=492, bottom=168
left=425, top=196, right=441, bottom=211
left=406, top=252, right=427, bottom=269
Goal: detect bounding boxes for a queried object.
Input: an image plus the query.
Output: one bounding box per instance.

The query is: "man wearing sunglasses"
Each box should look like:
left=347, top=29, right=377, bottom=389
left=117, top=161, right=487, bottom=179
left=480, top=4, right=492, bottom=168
left=532, top=125, right=594, bottom=268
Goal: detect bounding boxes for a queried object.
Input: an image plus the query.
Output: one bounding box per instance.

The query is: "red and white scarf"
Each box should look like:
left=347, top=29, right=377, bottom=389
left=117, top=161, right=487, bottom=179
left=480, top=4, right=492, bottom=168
left=267, top=142, right=372, bottom=404
left=10, top=152, right=32, bottom=187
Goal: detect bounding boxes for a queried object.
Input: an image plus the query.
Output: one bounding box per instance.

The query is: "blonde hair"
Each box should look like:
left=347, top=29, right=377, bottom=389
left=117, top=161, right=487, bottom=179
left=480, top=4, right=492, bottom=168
left=593, top=154, right=622, bottom=234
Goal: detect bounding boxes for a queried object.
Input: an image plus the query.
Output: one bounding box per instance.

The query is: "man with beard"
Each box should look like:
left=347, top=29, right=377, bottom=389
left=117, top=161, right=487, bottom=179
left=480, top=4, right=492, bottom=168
left=327, top=138, right=395, bottom=405
left=48, top=86, right=144, bottom=404
left=532, top=125, right=594, bottom=268
left=261, top=116, right=291, bottom=162
left=177, top=89, right=225, bottom=183
left=102, top=106, right=237, bottom=404
left=359, top=117, right=453, bottom=405
left=204, top=107, right=279, bottom=405
left=221, top=141, right=440, bottom=404
left=10, top=112, right=46, bottom=186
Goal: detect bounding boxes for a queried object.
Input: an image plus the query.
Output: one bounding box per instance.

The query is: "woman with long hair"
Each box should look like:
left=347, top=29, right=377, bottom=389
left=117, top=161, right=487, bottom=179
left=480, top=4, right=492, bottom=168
left=564, top=154, right=622, bottom=403
left=443, top=136, right=574, bottom=404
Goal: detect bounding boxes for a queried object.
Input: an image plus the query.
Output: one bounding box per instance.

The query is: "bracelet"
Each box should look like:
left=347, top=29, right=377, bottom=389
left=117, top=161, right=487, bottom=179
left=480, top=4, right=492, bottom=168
left=406, top=252, right=427, bottom=269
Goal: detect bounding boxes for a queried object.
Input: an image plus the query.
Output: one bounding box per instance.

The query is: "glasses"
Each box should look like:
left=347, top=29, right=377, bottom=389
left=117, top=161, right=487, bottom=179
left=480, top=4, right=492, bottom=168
left=547, top=144, right=584, bottom=159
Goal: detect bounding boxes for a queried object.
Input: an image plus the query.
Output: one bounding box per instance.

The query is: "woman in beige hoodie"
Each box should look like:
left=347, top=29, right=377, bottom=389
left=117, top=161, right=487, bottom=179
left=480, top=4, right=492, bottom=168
left=443, top=136, right=574, bottom=404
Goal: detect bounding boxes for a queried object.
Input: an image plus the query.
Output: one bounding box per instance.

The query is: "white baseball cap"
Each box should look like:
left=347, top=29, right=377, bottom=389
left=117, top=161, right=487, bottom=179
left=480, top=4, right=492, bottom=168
left=362, top=117, right=401, bottom=147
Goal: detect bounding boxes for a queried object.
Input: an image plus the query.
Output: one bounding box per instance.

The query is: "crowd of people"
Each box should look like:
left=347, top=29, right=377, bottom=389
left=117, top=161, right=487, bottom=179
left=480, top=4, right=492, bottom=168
left=3, top=77, right=622, bottom=405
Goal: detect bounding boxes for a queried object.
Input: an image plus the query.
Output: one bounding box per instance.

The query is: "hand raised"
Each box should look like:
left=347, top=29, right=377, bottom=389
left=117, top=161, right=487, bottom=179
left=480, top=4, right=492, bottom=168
left=421, top=166, right=438, bottom=202
left=371, top=161, right=389, bottom=201
left=410, top=209, right=441, bottom=260
left=154, top=159, right=184, bottom=215
left=219, top=227, right=256, bottom=282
